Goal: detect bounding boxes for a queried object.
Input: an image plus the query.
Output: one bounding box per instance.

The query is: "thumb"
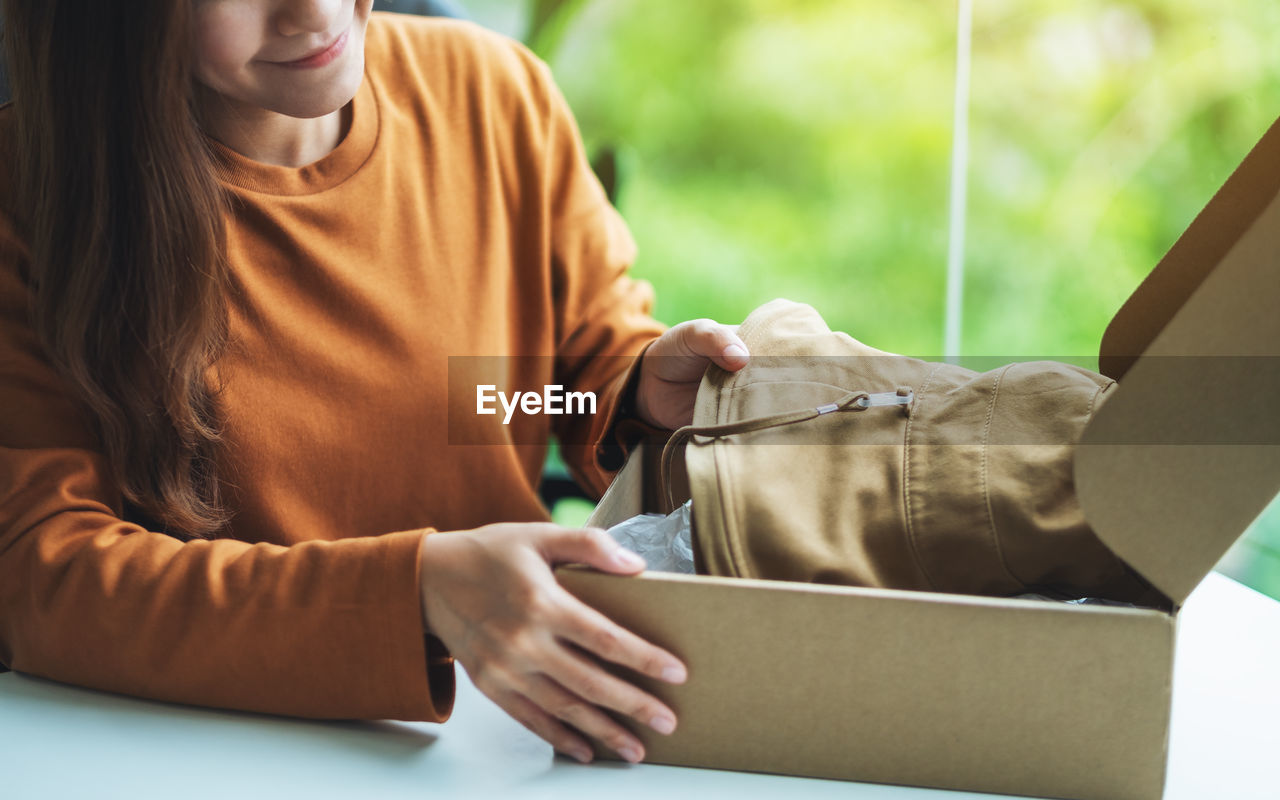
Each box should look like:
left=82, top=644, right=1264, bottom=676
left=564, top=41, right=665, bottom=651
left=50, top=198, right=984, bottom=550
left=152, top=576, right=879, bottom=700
left=539, top=527, right=647, bottom=574
left=672, top=319, right=749, bottom=373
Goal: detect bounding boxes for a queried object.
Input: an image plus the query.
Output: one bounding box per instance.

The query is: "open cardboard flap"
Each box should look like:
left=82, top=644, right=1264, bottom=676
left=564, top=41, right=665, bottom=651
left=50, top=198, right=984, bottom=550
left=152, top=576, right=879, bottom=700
left=1098, top=116, right=1280, bottom=382
left=1076, top=120, right=1280, bottom=606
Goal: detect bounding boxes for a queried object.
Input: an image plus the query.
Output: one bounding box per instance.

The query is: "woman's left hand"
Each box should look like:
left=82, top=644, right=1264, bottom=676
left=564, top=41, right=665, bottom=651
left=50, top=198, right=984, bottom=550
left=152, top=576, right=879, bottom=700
left=635, top=319, right=750, bottom=430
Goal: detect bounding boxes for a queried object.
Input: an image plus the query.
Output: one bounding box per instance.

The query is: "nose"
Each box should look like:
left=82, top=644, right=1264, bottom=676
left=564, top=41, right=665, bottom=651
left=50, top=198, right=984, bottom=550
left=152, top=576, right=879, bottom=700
left=275, top=0, right=344, bottom=37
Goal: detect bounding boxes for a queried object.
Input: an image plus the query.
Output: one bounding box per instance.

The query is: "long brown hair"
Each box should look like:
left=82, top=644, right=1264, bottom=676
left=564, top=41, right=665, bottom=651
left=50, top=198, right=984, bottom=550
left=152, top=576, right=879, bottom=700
left=3, top=0, right=232, bottom=538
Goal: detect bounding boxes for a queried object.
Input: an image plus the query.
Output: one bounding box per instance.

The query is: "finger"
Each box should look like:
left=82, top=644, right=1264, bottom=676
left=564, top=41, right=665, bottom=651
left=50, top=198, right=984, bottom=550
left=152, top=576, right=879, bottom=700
left=551, top=590, right=688, bottom=685
left=538, top=526, right=646, bottom=575
left=501, top=690, right=597, bottom=764
left=676, top=319, right=749, bottom=372
left=524, top=673, right=647, bottom=763
left=545, top=641, right=679, bottom=736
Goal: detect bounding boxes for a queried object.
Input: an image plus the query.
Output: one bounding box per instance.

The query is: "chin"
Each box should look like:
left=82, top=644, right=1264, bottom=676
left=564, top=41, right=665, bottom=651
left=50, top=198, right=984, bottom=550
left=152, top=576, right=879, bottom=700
left=260, top=42, right=366, bottom=118
left=275, top=70, right=365, bottom=119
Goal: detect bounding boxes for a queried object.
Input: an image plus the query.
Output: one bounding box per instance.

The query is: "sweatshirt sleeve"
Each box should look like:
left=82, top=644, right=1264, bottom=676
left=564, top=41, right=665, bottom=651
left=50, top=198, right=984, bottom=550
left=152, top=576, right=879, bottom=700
left=0, top=217, right=454, bottom=721
left=532, top=59, right=668, bottom=497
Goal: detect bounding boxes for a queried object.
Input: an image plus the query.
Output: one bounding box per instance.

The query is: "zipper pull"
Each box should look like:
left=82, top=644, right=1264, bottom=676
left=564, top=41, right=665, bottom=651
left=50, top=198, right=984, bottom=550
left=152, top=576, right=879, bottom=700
left=855, top=389, right=914, bottom=409
left=815, top=388, right=914, bottom=416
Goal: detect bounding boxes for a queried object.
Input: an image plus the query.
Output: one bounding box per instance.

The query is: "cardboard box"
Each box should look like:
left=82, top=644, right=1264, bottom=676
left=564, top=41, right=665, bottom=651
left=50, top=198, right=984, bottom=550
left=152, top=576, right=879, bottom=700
left=555, top=116, right=1280, bottom=800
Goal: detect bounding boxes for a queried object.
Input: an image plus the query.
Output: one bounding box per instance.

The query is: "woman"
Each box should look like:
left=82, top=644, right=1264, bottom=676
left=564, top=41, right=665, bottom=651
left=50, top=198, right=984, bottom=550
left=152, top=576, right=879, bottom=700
left=0, top=0, right=751, bottom=765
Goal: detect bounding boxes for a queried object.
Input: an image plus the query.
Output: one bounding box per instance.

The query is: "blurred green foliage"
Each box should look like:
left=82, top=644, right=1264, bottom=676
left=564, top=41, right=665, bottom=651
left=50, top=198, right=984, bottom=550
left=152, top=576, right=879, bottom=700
left=468, top=0, right=1280, bottom=600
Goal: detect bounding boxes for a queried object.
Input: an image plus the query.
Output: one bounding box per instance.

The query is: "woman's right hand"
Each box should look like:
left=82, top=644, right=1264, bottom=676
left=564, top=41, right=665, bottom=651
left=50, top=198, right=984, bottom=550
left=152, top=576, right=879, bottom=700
left=418, top=523, right=687, bottom=764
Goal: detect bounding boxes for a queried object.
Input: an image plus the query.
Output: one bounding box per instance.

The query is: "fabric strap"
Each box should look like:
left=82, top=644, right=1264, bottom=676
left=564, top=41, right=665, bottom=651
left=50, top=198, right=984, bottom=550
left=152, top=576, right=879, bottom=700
left=659, top=390, right=874, bottom=510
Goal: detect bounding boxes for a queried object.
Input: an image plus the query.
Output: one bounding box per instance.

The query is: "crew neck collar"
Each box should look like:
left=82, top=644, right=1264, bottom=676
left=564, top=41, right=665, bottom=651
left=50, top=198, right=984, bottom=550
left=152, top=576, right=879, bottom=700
left=205, top=70, right=381, bottom=196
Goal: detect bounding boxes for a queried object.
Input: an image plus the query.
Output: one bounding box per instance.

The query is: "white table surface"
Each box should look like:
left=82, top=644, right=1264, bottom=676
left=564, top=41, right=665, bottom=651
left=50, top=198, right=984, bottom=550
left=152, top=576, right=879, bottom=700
left=2, top=571, right=1277, bottom=800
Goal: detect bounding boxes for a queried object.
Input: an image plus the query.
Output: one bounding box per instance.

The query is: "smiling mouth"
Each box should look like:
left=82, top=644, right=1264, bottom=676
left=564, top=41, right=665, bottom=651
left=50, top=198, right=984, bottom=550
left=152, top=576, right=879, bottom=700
left=275, top=28, right=350, bottom=70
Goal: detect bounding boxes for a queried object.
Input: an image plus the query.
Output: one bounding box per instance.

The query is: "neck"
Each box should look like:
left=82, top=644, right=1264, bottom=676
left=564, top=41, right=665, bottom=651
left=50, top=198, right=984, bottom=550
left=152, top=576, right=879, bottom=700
left=193, top=86, right=352, bottom=167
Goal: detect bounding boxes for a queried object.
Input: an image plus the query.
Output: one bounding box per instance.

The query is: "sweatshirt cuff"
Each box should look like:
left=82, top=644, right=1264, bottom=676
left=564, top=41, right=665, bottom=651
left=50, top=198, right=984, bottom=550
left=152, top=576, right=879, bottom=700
left=592, top=341, right=671, bottom=475
left=382, top=529, right=455, bottom=722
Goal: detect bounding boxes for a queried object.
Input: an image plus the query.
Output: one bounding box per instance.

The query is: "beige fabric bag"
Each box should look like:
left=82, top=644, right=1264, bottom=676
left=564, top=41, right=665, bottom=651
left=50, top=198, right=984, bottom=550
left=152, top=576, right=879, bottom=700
left=662, top=299, right=1165, bottom=605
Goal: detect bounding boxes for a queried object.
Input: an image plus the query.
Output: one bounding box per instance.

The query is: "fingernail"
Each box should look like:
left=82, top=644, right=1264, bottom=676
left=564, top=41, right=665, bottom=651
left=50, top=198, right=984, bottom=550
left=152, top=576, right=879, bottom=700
left=661, top=664, right=687, bottom=683
left=618, top=745, right=642, bottom=763
left=614, top=548, right=646, bottom=568
left=650, top=715, right=676, bottom=735
left=724, top=343, right=749, bottom=362
left=571, top=746, right=593, bottom=763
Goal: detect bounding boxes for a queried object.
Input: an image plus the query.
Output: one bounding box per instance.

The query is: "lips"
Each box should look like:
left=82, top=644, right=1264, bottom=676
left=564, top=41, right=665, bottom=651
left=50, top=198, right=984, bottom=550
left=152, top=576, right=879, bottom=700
left=276, top=28, right=350, bottom=69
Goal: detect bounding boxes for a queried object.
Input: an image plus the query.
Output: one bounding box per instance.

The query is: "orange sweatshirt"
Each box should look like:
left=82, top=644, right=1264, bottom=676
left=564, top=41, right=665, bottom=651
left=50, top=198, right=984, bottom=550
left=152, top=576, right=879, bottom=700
left=0, top=14, right=664, bottom=720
